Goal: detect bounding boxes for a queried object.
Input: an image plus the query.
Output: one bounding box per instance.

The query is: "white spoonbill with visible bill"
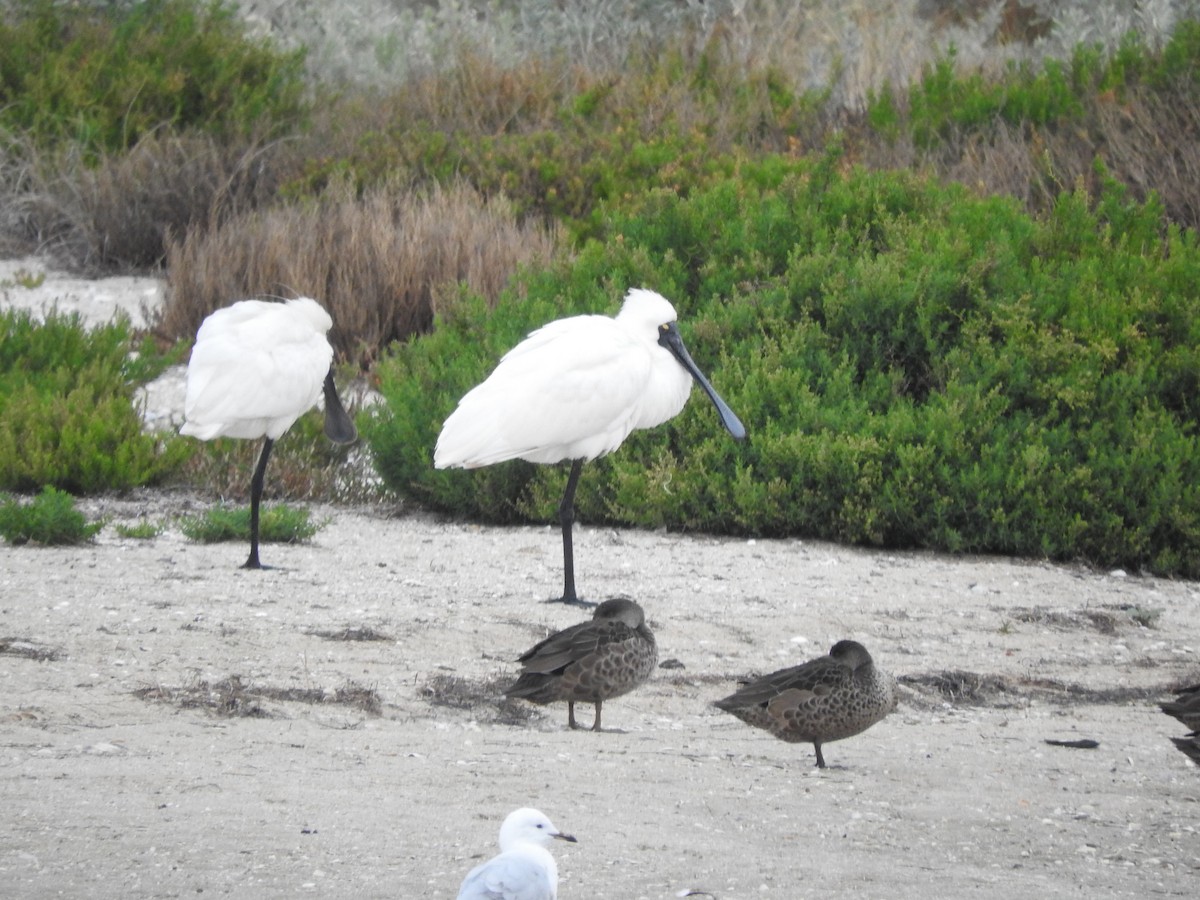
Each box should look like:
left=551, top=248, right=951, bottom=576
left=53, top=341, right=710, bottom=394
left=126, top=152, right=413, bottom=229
left=434, top=287, right=746, bottom=604
left=180, top=297, right=357, bottom=569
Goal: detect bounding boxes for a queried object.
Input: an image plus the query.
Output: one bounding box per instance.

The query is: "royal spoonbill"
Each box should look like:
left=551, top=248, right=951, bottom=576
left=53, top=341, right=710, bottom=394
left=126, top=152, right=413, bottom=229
left=506, top=597, right=656, bottom=731
left=180, top=297, right=357, bottom=569
left=457, top=807, right=576, bottom=900
left=434, top=287, right=746, bottom=604
left=713, top=640, right=897, bottom=768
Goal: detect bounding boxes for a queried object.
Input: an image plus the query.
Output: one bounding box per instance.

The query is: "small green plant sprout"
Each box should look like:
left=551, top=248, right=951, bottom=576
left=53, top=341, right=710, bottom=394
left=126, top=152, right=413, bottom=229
left=0, top=486, right=103, bottom=546
left=179, top=504, right=322, bottom=545
left=0, top=268, right=46, bottom=290
left=115, top=519, right=164, bottom=540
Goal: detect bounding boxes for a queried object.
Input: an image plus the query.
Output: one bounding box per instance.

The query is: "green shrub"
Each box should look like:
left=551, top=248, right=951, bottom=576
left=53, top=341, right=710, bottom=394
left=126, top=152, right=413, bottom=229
left=874, top=24, right=1200, bottom=151
left=0, top=0, right=308, bottom=154
left=902, top=50, right=1083, bottom=148
left=0, top=309, right=190, bottom=492
left=179, top=504, right=321, bottom=544
left=367, top=157, right=1200, bottom=577
left=296, top=121, right=735, bottom=246
left=288, top=45, right=826, bottom=244
left=115, top=519, right=164, bottom=539
left=0, top=486, right=103, bottom=545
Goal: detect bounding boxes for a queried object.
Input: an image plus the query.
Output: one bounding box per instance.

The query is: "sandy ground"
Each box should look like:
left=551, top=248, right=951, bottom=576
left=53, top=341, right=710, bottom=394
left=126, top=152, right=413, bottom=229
left=1, top=491, right=1198, bottom=900
left=0, top=256, right=163, bottom=331
left=2, top=257, right=1199, bottom=897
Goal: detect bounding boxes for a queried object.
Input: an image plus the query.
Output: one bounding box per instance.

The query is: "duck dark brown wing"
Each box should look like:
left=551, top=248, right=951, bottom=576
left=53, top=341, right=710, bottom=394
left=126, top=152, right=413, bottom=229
left=715, top=656, right=852, bottom=712
left=515, top=619, right=641, bottom=676
left=514, top=620, right=591, bottom=674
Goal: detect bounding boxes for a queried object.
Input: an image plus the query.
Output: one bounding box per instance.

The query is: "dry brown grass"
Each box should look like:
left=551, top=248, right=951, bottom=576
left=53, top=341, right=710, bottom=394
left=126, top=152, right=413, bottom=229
left=307, top=625, right=394, bottom=642
left=134, top=673, right=383, bottom=717
left=1, top=131, right=288, bottom=274
left=0, top=636, right=61, bottom=662
left=899, top=670, right=1170, bottom=708
left=1005, top=604, right=1163, bottom=634
left=1056, top=86, right=1200, bottom=228
left=855, top=75, right=1200, bottom=231
left=159, top=180, right=562, bottom=366
left=391, top=51, right=588, bottom=135
left=421, top=671, right=537, bottom=726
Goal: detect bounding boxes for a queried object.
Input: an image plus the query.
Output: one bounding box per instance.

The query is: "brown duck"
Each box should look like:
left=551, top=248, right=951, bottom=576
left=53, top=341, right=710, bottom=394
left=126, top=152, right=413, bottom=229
left=1160, top=683, right=1200, bottom=735
left=714, top=639, right=897, bottom=768
left=505, top=598, right=657, bottom=731
left=1161, top=683, right=1200, bottom=766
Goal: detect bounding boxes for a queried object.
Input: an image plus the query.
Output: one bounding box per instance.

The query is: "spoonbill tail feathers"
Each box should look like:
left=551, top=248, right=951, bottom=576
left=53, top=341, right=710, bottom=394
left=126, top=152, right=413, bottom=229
left=181, top=297, right=357, bottom=569
left=183, top=298, right=337, bottom=441
left=434, top=288, right=745, bottom=604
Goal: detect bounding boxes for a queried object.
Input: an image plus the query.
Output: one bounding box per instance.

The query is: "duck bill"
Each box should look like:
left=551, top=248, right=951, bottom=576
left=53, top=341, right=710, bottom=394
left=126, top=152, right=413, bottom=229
left=322, top=369, right=358, bottom=444
left=659, top=323, right=747, bottom=440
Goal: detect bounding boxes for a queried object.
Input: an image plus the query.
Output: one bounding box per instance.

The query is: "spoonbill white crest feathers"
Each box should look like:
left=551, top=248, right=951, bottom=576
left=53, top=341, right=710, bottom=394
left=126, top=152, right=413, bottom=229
left=434, top=288, right=746, bottom=604
left=457, top=807, right=577, bottom=900
left=180, top=297, right=357, bottom=569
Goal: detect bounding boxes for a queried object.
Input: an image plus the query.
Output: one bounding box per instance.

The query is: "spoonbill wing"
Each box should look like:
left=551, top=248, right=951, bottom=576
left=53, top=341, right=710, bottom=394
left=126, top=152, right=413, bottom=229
left=183, top=301, right=334, bottom=440
left=436, top=314, right=656, bottom=467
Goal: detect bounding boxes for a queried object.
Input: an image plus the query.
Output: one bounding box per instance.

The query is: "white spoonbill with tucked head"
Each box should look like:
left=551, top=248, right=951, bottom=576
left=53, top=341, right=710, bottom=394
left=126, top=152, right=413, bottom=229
left=180, top=297, right=357, bottom=569
left=457, top=807, right=577, bottom=900
left=434, top=287, right=746, bottom=604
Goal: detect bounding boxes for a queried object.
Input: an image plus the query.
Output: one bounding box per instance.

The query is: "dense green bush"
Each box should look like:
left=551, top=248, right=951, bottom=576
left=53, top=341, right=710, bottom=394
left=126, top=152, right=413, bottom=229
left=0, top=309, right=190, bottom=492
left=0, top=486, right=102, bottom=545
left=898, top=50, right=1082, bottom=148
left=0, top=0, right=308, bottom=154
left=366, top=155, right=1200, bottom=576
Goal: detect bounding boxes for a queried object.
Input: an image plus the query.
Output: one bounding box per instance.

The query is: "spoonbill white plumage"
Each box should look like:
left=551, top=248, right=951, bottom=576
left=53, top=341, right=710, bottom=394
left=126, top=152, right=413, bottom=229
left=434, top=288, right=746, bottom=604
left=180, top=297, right=357, bottom=569
left=456, top=807, right=577, bottom=900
